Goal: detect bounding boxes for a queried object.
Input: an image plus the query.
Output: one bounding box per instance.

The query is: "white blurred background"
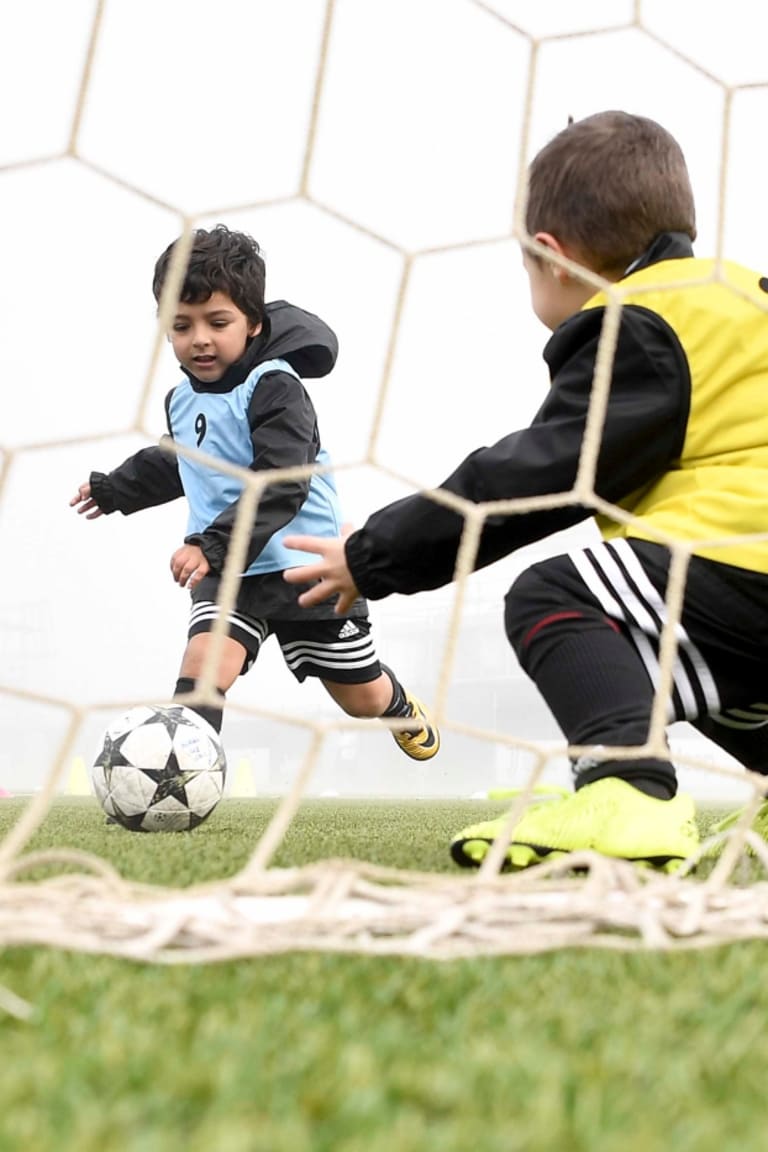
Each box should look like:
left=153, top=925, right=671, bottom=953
left=2, top=0, right=767, bottom=802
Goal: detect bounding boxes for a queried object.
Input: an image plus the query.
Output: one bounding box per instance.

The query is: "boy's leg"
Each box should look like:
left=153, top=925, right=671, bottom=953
left=505, top=540, right=693, bottom=798
left=326, top=666, right=440, bottom=760
left=173, top=582, right=267, bottom=734
left=273, top=618, right=440, bottom=760
left=453, top=539, right=768, bottom=868
left=452, top=539, right=712, bottom=868
left=174, top=633, right=248, bottom=733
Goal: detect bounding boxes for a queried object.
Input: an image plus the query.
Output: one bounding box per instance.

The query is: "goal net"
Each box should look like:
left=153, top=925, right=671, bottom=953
left=3, top=0, right=768, bottom=1004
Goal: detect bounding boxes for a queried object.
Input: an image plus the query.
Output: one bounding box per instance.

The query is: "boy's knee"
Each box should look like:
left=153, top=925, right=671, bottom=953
left=323, top=676, right=391, bottom=718
left=504, top=565, right=556, bottom=654
left=179, top=633, right=247, bottom=689
left=505, top=560, right=605, bottom=672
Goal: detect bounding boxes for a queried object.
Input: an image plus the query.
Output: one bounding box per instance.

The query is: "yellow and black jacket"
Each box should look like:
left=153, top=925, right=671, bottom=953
left=347, top=232, right=768, bottom=598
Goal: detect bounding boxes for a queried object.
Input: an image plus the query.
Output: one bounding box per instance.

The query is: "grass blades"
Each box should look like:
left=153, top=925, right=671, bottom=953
left=0, top=797, right=767, bottom=1152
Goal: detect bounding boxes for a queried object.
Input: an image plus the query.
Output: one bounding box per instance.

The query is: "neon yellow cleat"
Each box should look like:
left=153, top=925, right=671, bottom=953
left=450, top=777, right=699, bottom=872
left=391, top=692, right=440, bottom=761
left=453, top=786, right=569, bottom=866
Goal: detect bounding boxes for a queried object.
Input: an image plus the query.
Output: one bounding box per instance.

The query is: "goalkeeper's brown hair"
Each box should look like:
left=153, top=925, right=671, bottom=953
left=152, top=224, right=266, bottom=327
left=525, top=111, right=697, bottom=277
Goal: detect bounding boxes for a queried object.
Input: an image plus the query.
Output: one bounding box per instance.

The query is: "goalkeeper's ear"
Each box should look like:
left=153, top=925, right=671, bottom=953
left=532, top=232, right=572, bottom=284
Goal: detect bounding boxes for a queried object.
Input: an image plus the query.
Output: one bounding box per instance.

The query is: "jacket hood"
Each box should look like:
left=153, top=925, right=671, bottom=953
left=257, top=300, right=338, bottom=378
left=623, top=231, right=694, bottom=276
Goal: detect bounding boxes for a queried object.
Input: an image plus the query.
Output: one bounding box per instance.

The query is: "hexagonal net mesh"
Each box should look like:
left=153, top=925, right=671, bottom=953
left=3, top=0, right=768, bottom=1012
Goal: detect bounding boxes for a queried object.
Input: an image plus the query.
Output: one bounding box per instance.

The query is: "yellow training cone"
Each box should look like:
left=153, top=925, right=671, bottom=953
left=231, top=758, right=256, bottom=797
left=67, top=756, right=92, bottom=796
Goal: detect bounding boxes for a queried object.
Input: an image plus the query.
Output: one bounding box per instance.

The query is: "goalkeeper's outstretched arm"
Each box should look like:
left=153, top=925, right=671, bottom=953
left=70, top=441, right=184, bottom=518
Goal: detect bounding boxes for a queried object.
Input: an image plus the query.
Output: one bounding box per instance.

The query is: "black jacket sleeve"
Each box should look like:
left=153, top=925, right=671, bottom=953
left=185, top=371, right=319, bottom=572
left=345, top=305, right=690, bottom=598
left=89, top=438, right=183, bottom=514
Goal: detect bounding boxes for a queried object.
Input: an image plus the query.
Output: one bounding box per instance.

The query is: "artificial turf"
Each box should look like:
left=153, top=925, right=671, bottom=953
left=0, top=796, right=766, bottom=1152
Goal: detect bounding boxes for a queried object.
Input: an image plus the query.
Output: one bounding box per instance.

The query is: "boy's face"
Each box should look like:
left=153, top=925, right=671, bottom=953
left=169, top=291, right=261, bottom=381
left=522, top=239, right=597, bottom=331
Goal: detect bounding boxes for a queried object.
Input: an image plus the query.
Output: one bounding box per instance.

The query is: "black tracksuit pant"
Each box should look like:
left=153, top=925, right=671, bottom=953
left=504, top=538, right=768, bottom=798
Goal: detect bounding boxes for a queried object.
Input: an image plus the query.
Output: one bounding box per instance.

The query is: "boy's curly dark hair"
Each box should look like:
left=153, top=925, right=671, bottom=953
left=152, top=225, right=266, bottom=326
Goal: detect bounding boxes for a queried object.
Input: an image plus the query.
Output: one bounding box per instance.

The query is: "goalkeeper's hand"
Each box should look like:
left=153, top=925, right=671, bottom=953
left=283, top=527, right=359, bottom=614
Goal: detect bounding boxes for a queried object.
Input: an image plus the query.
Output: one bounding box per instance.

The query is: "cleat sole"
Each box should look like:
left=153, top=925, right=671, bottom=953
left=450, top=838, right=687, bottom=874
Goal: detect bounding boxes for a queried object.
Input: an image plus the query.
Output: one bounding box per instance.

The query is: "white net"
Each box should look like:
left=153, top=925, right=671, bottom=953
left=3, top=0, right=768, bottom=1004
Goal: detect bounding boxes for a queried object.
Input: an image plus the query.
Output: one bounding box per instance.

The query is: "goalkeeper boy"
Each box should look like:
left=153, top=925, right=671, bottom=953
left=70, top=225, right=439, bottom=763
left=283, top=110, right=768, bottom=871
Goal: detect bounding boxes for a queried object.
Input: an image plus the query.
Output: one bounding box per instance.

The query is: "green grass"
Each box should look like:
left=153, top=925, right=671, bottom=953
left=1, top=796, right=767, bottom=1152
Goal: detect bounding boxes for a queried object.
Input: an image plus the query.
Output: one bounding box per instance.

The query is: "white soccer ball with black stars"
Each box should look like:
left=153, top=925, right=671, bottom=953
left=91, top=704, right=227, bottom=831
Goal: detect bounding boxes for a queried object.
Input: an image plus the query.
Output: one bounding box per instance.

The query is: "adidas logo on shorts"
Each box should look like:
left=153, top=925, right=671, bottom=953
left=338, top=620, right=360, bottom=639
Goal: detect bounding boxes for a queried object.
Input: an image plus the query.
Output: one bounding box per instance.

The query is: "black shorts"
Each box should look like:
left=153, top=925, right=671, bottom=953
left=187, top=578, right=380, bottom=684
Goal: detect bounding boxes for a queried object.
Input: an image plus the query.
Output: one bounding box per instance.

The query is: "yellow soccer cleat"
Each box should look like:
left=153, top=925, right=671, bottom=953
left=450, top=777, right=699, bottom=872
left=451, top=786, right=570, bottom=867
left=391, top=692, right=440, bottom=761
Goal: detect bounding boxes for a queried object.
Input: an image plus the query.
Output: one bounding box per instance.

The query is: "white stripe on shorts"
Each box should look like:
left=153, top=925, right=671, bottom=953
left=711, top=706, right=768, bottom=730
left=281, top=635, right=377, bottom=674
left=569, top=539, right=720, bottom=722
left=189, top=601, right=268, bottom=647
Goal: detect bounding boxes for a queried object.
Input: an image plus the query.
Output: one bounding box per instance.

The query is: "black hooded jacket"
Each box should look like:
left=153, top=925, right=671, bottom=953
left=344, top=233, right=695, bottom=599
left=89, top=300, right=338, bottom=576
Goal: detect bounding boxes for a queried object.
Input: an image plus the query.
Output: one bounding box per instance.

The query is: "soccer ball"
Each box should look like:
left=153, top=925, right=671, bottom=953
left=91, top=704, right=227, bottom=831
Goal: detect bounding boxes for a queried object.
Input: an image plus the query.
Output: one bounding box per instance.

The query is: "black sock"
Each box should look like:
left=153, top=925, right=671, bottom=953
left=630, top=777, right=676, bottom=801
left=379, top=665, right=410, bottom=717
left=520, top=626, right=678, bottom=799
left=379, top=664, right=423, bottom=736
left=173, top=677, right=225, bottom=734
left=572, top=752, right=676, bottom=800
